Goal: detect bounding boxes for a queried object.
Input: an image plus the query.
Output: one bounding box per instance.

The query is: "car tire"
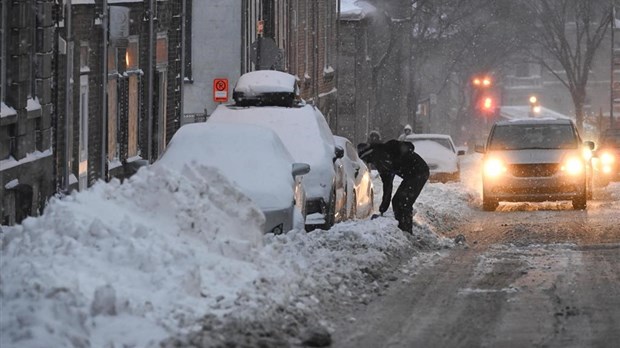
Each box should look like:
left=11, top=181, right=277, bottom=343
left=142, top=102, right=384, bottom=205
left=349, top=191, right=357, bottom=220
left=482, top=196, right=498, bottom=211
left=572, top=192, right=587, bottom=210
left=321, top=187, right=337, bottom=230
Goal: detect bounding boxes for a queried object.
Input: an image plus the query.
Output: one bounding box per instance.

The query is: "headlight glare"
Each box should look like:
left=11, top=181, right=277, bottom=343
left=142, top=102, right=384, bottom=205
left=582, top=148, right=593, bottom=161
left=561, top=157, right=584, bottom=175
left=600, top=152, right=615, bottom=165
left=484, top=158, right=507, bottom=177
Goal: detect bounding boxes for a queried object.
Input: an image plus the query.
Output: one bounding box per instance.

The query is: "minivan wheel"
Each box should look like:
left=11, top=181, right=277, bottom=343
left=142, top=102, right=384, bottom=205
left=482, top=193, right=498, bottom=211
left=572, top=192, right=587, bottom=210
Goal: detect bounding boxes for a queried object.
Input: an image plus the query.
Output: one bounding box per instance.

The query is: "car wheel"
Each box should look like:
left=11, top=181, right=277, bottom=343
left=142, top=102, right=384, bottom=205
left=349, top=191, right=357, bottom=220
left=482, top=188, right=498, bottom=211
left=572, top=192, right=587, bottom=210
left=321, top=187, right=337, bottom=230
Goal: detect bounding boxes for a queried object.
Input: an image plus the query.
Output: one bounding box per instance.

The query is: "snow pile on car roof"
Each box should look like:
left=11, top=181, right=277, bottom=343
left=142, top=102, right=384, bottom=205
left=233, top=70, right=297, bottom=96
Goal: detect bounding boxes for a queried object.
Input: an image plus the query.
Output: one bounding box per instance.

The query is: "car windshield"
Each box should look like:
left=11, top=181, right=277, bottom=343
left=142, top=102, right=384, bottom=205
left=412, top=138, right=454, bottom=152
left=488, top=124, right=577, bottom=150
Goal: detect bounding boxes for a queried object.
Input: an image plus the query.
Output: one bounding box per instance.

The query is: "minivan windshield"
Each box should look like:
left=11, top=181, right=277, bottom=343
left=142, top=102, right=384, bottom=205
left=488, top=124, right=577, bottom=150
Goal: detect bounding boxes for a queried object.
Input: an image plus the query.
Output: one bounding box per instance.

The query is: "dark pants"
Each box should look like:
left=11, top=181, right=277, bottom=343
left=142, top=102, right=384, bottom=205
left=392, top=172, right=429, bottom=233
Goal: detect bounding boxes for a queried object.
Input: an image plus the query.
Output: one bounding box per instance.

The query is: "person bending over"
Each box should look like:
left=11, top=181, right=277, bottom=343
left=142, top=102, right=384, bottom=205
left=358, top=140, right=429, bottom=233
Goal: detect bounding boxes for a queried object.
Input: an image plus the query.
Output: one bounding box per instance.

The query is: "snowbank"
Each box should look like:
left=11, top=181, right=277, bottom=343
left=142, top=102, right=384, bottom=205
left=1, top=164, right=268, bottom=347
left=1, top=163, right=473, bottom=347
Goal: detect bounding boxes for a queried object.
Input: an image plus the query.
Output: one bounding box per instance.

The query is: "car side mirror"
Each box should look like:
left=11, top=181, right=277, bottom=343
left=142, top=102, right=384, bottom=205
left=457, top=150, right=466, bottom=156
left=292, top=163, right=311, bottom=178
left=584, top=141, right=595, bottom=151
left=334, top=145, right=345, bottom=160
left=475, top=145, right=486, bottom=154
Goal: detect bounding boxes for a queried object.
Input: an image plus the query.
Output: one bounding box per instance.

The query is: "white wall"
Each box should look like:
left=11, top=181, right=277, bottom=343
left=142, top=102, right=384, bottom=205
left=183, top=0, right=241, bottom=115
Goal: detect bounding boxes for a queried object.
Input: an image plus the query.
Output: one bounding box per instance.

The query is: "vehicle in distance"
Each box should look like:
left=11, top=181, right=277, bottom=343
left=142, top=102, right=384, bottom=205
left=476, top=118, right=594, bottom=211
left=155, top=122, right=309, bottom=234
left=404, top=133, right=465, bottom=183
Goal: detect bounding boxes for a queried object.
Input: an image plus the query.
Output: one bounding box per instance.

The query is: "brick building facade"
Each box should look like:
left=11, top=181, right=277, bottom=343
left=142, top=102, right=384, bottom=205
left=1, top=0, right=186, bottom=225
left=1, top=0, right=55, bottom=225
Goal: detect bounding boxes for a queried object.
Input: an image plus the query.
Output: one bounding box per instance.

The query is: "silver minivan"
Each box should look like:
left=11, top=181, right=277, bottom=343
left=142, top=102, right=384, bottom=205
left=476, top=118, right=594, bottom=211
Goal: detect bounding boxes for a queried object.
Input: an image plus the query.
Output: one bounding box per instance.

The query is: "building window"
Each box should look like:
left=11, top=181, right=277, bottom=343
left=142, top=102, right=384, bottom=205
left=156, top=33, right=168, bottom=155
left=107, top=79, right=118, bottom=161
left=80, top=42, right=90, bottom=72
left=126, top=37, right=139, bottom=71
left=126, top=36, right=140, bottom=158
left=107, top=47, right=119, bottom=162
left=79, top=75, right=89, bottom=191
left=157, top=71, right=168, bottom=155
left=156, top=34, right=168, bottom=68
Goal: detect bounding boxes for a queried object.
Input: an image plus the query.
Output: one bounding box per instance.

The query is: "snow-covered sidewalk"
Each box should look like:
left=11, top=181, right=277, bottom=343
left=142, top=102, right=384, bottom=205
left=1, top=164, right=475, bottom=347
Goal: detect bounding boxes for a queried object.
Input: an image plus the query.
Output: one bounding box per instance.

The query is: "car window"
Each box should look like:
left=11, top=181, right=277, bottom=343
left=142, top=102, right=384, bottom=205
left=412, top=138, right=454, bottom=152
left=488, top=124, right=577, bottom=150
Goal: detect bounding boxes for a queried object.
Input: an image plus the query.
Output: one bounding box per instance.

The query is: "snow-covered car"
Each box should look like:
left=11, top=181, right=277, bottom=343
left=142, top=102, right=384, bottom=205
left=209, top=70, right=346, bottom=230
left=155, top=122, right=310, bottom=234
left=404, top=133, right=465, bottom=183
left=334, top=136, right=374, bottom=219
left=593, top=128, right=620, bottom=187
left=476, top=118, right=594, bottom=211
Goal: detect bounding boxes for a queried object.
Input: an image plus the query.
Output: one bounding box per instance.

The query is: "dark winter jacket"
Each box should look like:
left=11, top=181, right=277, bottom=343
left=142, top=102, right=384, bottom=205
left=358, top=140, right=429, bottom=213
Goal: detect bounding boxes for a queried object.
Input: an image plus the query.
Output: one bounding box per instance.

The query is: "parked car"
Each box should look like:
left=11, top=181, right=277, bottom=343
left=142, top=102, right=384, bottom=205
left=593, top=128, right=620, bottom=187
left=334, top=136, right=374, bottom=219
left=155, top=122, right=310, bottom=234
left=404, top=133, right=465, bottom=183
left=209, top=70, right=346, bottom=230
left=476, top=118, right=594, bottom=211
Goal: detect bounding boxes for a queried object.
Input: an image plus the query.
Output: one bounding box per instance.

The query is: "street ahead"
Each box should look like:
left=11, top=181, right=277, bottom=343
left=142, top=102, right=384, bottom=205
left=332, top=161, right=620, bottom=348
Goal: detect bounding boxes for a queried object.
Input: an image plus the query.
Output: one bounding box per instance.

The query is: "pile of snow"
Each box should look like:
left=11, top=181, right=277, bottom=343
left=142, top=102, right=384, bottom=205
left=1, top=163, right=473, bottom=347
left=1, top=164, right=269, bottom=347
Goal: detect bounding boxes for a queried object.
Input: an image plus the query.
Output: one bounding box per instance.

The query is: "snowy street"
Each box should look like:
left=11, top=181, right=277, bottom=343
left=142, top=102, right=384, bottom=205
left=2, top=155, right=620, bottom=347
left=332, top=156, right=620, bottom=347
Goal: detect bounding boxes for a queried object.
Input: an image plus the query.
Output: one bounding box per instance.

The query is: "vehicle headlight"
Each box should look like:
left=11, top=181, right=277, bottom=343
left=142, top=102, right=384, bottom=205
left=600, top=152, right=615, bottom=165
left=484, top=158, right=507, bottom=178
left=561, top=157, right=584, bottom=175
